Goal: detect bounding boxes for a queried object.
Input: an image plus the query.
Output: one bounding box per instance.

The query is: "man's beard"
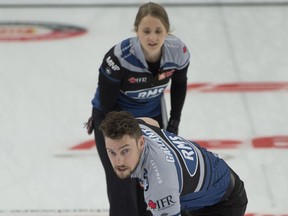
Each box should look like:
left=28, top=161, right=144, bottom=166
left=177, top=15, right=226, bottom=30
left=114, top=154, right=141, bottom=179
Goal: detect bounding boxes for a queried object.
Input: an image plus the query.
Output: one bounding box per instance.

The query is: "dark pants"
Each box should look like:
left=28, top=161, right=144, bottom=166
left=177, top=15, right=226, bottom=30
left=182, top=169, right=248, bottom=216
left=92, top=108, right=154, bottom=216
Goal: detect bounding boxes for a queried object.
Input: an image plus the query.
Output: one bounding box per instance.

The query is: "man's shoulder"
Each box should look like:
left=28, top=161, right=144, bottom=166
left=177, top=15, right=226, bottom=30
left=137, top=117, right=160, bottom=128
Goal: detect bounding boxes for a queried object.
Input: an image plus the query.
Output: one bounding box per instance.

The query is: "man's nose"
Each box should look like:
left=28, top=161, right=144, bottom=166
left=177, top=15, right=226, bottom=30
left=115, top=154, right=124, bottom=165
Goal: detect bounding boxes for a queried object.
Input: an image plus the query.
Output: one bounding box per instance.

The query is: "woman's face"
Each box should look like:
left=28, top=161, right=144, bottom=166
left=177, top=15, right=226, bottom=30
left=136, top=15, right=168, bottom=58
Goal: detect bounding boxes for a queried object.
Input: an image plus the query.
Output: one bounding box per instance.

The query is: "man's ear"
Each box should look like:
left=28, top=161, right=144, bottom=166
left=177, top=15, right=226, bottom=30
left=139, top=135, right=145, bottom=149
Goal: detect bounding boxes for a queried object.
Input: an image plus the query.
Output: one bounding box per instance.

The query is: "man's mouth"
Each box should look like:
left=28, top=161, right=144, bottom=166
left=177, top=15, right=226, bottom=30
left=116, top=166, right=127, bottom=172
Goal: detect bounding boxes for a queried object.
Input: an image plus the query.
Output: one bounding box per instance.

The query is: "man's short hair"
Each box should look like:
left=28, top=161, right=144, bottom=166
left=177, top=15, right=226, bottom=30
left=99, top=111, right=142, bottom=139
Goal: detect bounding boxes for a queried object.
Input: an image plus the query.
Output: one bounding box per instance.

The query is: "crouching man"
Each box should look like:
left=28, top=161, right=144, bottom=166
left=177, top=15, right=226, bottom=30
left=99, top=111, right=248, bottom=216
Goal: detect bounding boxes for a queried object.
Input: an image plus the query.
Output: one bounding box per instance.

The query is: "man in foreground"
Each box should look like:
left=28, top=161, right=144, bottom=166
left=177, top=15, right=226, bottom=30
left=99, top=111, right=248, bottom=216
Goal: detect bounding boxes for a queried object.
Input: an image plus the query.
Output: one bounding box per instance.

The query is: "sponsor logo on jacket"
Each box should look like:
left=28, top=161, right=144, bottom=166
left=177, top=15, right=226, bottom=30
left=106, top=56, right=120, bottom=71
left=128, top=77, right=148, bottom=83
left=165, top=132, right=198, bottom=177
left=147, top=195, right=176, bottom=210
left=150, top=160, right=163, bottom=184
left=125, top=85, right=167, bottom=99
left=139, top=168, right=149, bottom=191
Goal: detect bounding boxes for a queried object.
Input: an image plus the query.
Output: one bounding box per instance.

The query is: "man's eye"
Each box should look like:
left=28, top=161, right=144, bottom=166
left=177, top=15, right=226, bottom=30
left=121, top=149, right=130, bottom=155
left=144, top=30, right=150, bottom=34
left=107, top=150, right=116, bottom=156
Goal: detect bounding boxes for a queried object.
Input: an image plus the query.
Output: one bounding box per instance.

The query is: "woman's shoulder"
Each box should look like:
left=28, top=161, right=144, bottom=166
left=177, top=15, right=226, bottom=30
left=102, top=37, right=135, bottom=60
left=114, top=37, right=137, bottom=50
left=164, top=35, right=190, bottom=66
left=110, top=37, right=139, bottom=58
left=164, top=35, right=189, bottom=53
left=165, top=35, right=186, bottom=45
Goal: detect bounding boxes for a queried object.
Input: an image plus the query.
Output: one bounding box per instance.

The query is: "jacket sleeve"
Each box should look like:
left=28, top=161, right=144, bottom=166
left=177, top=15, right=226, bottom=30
left=169, top=64, right=189, bottom=121
left=97, top=47, right=124, bottom=114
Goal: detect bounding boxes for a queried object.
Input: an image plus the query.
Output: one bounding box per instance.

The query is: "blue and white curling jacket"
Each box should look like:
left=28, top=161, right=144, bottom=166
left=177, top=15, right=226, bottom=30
left=131, top=120, right=231, bottom=216
left=92, top=35, right=190, bottom=119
